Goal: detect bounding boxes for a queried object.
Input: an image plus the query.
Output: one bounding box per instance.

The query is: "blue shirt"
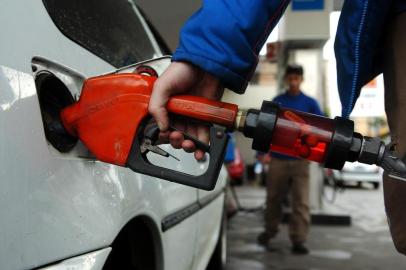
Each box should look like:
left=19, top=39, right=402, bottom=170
left=271, top=91, right=323, bottom=160
left=273, top=91, right=323, bottom=116
left=224, top=134, right=236, bottom=163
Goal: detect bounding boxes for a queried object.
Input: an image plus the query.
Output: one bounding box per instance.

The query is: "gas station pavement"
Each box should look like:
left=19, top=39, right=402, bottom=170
left=226, top=185, right=406, bottom=270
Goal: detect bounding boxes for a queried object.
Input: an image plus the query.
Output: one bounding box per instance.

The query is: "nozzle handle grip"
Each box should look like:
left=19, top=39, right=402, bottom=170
left=167, top=95, right=238, bottom=128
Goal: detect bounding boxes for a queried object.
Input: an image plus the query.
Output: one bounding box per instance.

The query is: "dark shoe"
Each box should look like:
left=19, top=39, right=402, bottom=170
left=257, top=232, right=280, bottom=252
left=257, top=232, right=270, bottom=246
left=265, top=242, right=279, bottom=252
left=291, top=243, right=309, bottom=255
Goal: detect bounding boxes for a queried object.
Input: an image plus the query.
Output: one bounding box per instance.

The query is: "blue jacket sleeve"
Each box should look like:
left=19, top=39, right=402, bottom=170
left=335, top=0, right=392, bottom=118
left=172, top=0, right=291, bottom=94
left=310, top=99, right=323, bottom=116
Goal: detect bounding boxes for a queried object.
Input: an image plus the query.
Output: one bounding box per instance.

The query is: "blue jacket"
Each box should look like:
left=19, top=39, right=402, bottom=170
left=335, top=0, right=404, bottom=117
left=172, top=0, right=403, bottom=118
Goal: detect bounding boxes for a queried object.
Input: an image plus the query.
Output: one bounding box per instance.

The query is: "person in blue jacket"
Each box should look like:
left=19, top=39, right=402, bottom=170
left=148, top=0, right=406, bottom=255
left=256, top=64, right=323, bottom=254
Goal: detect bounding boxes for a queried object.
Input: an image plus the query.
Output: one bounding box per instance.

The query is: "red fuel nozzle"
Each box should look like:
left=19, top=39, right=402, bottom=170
left=239, top=101, right=356, bottom=170
left=57, top=60, right=406, bottom=189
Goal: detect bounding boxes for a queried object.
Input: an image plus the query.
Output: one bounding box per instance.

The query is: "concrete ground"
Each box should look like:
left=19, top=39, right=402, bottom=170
left=226, top=184, right=406, bottom=270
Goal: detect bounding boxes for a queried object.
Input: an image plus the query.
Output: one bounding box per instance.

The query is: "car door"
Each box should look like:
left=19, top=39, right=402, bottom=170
left=193, top=162, right=228, bottom=270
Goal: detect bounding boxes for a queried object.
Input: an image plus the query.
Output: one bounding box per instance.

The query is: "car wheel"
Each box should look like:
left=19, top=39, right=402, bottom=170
left=207, top=210, right=227, bottom=270
left=357, top=181, right=363, bottom=188
left=373, top=182, right=380, bottom=189
left=336, top=180, right=345, bottom=188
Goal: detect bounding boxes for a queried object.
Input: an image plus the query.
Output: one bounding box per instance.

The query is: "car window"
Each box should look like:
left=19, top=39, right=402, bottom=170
left=42, top=0, right=158, bottom=67
left=137, top=7, right=173, bottom=56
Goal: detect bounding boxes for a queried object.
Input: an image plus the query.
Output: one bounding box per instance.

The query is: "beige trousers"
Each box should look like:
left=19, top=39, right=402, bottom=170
left=265, top=158, right=310, bottom=244
left=382, top=12, right=406, bottom=255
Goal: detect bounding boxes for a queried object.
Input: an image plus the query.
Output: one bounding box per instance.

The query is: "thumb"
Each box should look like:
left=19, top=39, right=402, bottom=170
left=148, top=61, right=201, bottom=131
left=149, top=80, right=170, bottom=131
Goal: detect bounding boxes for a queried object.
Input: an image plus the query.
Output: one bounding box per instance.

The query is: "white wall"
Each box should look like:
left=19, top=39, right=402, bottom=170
left=279, top=1, right=332, bottom=41
left=222, top=85, right=278, bottom=110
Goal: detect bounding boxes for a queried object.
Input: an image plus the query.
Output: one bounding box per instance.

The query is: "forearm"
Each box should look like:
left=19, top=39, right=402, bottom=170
left=173, top=0, right=291, bottom=93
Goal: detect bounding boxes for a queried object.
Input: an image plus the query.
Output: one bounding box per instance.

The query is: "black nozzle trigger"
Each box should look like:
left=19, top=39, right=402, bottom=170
left=141, top=124, right=180, bottom=161
left=142, top=123, right=210, bottom=154
left=144, top=124, right=161, bottom=143
left=169, top=125, right=210, bottom=153
left=127, top=119, right=229, bottom=190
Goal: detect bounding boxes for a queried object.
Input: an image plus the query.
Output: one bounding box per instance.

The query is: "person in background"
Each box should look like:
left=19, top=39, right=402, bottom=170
left=257, top=64, right=323, bottom=255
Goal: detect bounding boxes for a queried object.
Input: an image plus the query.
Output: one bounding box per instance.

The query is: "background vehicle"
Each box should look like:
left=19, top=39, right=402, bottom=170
left=0, top=1, right=227, bottom=269
left=325, top=162, right=383, bottom=189
left=225, top=135, right=245, bottom=186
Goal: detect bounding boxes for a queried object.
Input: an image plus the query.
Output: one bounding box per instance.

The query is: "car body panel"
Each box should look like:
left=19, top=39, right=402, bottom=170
left=194, top=194, right=224, bottom=270
left=0, top=1, right=225, bottom=269
left=0, top=66, right=198, bottom=268
left=38, top=248, right=112, bottom=270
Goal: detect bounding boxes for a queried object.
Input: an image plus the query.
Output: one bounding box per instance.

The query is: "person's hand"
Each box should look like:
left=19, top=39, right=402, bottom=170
left=148, top=61, right=224, bottom=160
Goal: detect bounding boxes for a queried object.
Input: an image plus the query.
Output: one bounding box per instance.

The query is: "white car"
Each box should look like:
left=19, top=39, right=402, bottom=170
left=326, top=162, right=383, bottom=189
left=0, top=1, right=227, bottom=270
